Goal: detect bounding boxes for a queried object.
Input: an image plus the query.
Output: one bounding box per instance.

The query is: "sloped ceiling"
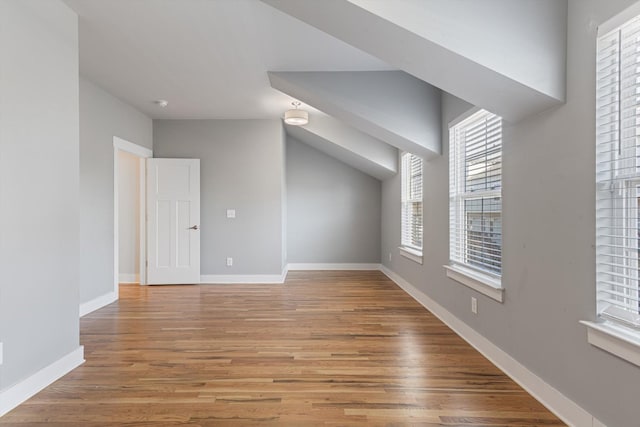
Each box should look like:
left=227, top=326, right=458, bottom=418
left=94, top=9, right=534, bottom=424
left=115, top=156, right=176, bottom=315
left=285, top=113, right=398, bottom=180
left=63, top=0, right=568, bottom=180
left=261, top=0, right=567, bottom=122
left=270, top=71, right=441, bottom=159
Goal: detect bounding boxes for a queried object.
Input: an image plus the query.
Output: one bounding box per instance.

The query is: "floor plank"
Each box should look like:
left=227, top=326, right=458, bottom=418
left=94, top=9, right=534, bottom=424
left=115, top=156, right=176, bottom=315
left=0, top=271, right=564, bottom=426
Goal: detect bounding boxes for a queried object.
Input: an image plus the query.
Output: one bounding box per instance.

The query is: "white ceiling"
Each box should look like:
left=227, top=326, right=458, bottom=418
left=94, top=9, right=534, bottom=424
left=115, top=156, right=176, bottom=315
left=63, top=0, right=393, bottom=119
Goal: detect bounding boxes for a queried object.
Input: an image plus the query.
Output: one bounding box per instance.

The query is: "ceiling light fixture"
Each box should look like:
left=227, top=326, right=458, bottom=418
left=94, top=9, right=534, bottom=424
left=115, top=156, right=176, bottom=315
left=284, top=101, right=309, bottom=126
left=154, top=99, right=169, bottom=108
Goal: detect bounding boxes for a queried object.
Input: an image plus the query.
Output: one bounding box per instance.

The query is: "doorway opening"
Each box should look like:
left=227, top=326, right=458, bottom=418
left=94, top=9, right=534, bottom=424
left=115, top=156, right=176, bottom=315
left=114, top=137, right=152, bottom=296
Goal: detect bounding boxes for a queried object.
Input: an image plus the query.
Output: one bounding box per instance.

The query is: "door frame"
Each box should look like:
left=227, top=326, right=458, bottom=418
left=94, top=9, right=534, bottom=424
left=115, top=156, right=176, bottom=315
left=113, top=136, right=153, bottom=296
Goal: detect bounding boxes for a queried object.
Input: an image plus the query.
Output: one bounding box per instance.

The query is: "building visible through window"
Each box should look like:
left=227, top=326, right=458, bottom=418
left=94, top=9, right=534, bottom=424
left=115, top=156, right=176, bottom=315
left=449, top=109, right=502, bottom=276
left=401, top=152, right=423, bottom=254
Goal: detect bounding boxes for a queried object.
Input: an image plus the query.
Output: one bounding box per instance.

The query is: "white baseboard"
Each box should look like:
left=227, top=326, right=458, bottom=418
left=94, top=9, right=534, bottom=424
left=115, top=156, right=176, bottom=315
left=379, top=266, right=600, bottom=427
left=199, top=264, right=380, bottom=284
left=118, top=273, right=139, bottom=284
left=0, top=346, right=84, bottom=417
left=288, top=263, right=381, bottom=271
left=79, top=291, right=117, bottom=317
left=200, top=269, right=288, bottom=284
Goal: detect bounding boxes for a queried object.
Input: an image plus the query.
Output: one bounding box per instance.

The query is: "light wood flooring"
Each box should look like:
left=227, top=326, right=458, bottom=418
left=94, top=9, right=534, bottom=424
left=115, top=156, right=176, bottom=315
left=0, top=271, right=564, bottom=426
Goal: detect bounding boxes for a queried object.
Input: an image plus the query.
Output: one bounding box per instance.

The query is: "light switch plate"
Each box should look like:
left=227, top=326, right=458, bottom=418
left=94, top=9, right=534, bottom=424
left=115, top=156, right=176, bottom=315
left=226, top=209, right=236, bottom=219
left=0, top=342, right=3, bottom=365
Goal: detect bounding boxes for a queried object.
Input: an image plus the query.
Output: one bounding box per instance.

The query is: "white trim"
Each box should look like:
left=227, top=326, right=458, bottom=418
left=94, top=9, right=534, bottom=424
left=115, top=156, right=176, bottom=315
left=200, top=272, right=288, bottom=284
left=581, top=320, right=640, bottom=368
left=119, top=273, right=140, bottom=284
left=380, top=266, right=598, bottom=427
left=113, top=136, right=153, bottom=158
left=444, top=264, right=504, bottom=302
left=79, top=291, right=117, bottom=317
left=287, top=263, right=381, bottom=271
left=398, top=247, right=423, bottom=264
left=113, top=144, right=119, bottom=297
left=0, top=346, right=84, bottom=417
left=139, top=157, right=147, bottom=285
left=113, top=136, right=152, bottom=298
left=199, top=264, right=382, bottom=283
left=448, top=106, right=483, bottom=128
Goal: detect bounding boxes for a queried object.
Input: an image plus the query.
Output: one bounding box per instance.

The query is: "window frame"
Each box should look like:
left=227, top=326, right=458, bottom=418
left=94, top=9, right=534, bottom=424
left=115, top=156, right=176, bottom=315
left=583, top=9, right=640, bottom=368
left=445, top=108, right=504, bottom=302
left=399, top=152, right=423, bottom=263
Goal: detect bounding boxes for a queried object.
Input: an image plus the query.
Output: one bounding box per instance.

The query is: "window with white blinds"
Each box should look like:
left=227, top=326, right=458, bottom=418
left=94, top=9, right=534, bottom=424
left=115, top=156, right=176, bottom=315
left=449, top=110, right=502, bottom=276
left=596, top=16, right=640, bottom=330
left=401, top=152, right=423, bottom=252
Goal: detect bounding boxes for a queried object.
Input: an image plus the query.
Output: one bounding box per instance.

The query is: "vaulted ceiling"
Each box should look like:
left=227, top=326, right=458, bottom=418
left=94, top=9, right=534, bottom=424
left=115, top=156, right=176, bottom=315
left=63, top=0, right=567, bottom=180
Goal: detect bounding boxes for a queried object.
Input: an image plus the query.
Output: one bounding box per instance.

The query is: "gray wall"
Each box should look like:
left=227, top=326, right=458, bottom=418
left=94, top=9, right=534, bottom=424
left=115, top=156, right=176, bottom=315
left=352, top=0, right=567, bottom=100
left=0, top=0, right=80, bottom=389
left=118, top=150, right=140, bottom=279
left=287, top=138, right=381, bottom=264
left=79, top=78, right=152, bottom=303
left=381, top=1, right=640, bottom=425
left=153, top=120, right=286, bottom=275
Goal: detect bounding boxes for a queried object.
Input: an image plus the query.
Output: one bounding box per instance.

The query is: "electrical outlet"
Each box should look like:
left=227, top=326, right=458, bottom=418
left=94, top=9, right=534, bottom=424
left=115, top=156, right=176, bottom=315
left=471, top=297, right=478, bottom=314
left=226, top=257, right=233, bottom=267
left=226, top=209, right=236, bottom=219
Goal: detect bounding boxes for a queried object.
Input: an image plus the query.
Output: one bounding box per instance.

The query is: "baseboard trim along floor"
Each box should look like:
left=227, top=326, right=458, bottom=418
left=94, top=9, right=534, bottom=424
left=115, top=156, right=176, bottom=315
left=0, top=346, right=85, bottom=417
left=379, top=265, right=604, bottom=427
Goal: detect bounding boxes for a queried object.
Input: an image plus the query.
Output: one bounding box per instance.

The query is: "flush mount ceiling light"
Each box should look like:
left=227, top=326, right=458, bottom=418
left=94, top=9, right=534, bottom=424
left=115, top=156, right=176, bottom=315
left=154, top=99, right=169, bottom=108
left=284, top=101, right=309, bottom=126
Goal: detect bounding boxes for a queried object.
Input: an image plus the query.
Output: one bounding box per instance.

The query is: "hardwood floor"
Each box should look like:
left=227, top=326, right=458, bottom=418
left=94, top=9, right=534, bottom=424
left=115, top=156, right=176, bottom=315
left=1, top=271, right=564, bottom=426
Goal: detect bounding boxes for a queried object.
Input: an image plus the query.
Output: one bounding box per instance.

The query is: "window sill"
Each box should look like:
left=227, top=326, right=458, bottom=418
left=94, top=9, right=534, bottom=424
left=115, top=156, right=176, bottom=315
left=580, top=320, right=640, bottom=367
left=443, top=264, right=503, bottom=302
left=399, top=246, right=423, bottom=265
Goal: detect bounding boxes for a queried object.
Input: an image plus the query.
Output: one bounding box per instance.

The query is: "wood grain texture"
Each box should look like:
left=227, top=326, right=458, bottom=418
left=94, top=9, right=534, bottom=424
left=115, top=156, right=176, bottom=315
left=1, top=271, right=564, bottom=426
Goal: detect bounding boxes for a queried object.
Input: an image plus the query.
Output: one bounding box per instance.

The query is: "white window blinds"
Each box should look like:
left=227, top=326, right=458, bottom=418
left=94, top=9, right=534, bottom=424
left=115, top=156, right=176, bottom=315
left=401, top=152, right=423, bottom=251
left=596, top=16, right=640, bottom=329
left=449, top=110, right=502, bottom=276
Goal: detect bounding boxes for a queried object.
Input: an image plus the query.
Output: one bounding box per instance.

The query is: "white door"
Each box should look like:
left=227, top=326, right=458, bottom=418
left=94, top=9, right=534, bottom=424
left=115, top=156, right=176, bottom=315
left=146, top=158, right=200, bottom=284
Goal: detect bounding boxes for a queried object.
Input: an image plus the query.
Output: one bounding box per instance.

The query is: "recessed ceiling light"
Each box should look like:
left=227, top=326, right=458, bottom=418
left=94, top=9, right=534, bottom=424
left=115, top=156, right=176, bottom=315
left=154, top=99, right=169, bottom=108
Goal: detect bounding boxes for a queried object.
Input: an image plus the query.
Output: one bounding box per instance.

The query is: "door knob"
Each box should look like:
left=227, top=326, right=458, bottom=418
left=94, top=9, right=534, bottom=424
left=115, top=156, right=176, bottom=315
left=189, top=225, right=199, bottom=230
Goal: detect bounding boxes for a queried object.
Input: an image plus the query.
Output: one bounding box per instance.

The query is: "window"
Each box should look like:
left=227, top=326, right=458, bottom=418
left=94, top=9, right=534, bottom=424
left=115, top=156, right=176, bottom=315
left=400, top=152, right=423, bottom=259
left=449, top=110, right=503, bottom=280
left=595, top=15, right=640, bottom=331
left=582, top=10, right=640, bottom=368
